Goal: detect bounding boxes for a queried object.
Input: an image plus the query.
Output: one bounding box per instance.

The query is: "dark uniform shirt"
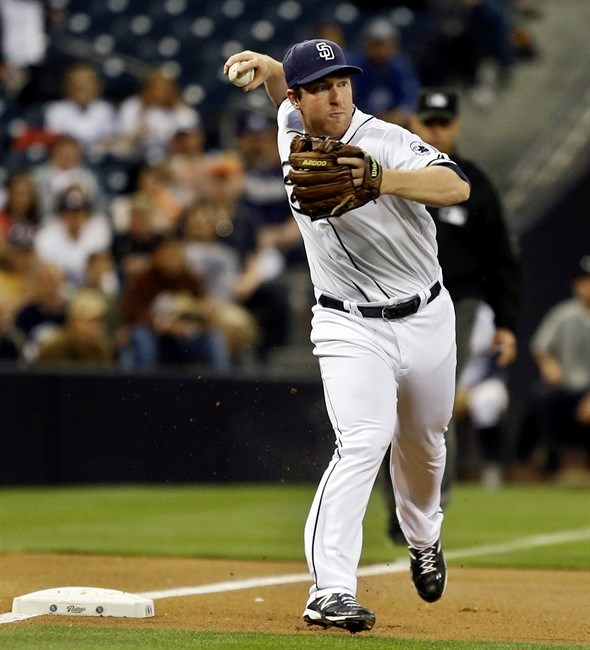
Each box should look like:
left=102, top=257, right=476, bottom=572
left=429, top=153, right=520, bottom=332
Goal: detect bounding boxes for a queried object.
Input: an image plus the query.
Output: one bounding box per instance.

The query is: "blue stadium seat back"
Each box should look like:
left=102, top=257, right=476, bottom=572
left=100, top=65, right=141, bottom=104
left=165, top=14, right=195, bottom=43
left=22, top=104, right=46, bottom=129
left=41, top=0, right=375, bottom=117
left=201, top=0, right=262, bottom=24
left=0, top=98, right=44, bottom=165
left=3, top=148, right=48, bottom=173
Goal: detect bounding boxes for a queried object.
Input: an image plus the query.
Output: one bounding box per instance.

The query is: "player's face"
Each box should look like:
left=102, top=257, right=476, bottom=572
left=290, top=75, right=354, bottom=139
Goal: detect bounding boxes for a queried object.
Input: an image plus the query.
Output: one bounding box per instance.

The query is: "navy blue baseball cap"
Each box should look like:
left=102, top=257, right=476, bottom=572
left=282, top=39, right=363, bottom=88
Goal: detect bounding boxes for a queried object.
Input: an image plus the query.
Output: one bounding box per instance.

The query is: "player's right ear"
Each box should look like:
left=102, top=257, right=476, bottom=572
left=286, top=88, right=301, bottom=110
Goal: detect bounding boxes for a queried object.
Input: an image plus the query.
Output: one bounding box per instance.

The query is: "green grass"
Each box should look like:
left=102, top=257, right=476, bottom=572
left=0, top=627, right=586, bottom=650
left=1, top=483, right=589, bottom=568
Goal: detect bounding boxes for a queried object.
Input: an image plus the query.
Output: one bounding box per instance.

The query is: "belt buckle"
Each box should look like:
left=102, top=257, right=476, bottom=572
left=382, top=297, right=419, bottom=320
left=382, top=304, right=400, bottom=320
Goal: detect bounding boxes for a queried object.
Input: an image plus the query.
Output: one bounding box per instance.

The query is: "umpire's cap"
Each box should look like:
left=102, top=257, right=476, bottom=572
left=283, top=39, right=362, bottom=88
left=417, top=88, right=459, bottom=122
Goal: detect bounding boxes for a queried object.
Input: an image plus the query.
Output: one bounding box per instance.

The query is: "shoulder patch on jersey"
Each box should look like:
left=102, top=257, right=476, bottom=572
left=410, top=141, right=434, bottom=155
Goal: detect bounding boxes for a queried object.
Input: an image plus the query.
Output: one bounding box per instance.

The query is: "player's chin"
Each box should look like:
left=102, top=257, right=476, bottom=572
left=322, top=114, right=350, bottom=137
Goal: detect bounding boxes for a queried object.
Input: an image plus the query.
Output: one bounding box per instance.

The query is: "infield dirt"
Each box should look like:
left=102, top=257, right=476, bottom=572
left=1, top=554, right=588, bottom=645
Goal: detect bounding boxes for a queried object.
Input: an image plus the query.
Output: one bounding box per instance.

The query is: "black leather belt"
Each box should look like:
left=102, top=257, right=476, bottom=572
left=319, top=281, right=441, bottom=320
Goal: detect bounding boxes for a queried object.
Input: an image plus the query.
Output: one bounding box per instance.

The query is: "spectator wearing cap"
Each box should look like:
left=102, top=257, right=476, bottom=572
left=347, top=16, right=420, bottom=127
left=33, top=184, right=112, bottom=290
left=379, top=86, right=520, bottom=540
left=523, top=257, right=590, bottom=484
left=236, top=111, right=290, bottom=225
left=235, top=110, right=304, bottom=268
left=117, top=67, right=202, bottom=164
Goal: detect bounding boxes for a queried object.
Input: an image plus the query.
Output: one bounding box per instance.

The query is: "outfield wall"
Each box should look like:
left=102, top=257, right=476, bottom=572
left=0, top=367, right=333, bottom=485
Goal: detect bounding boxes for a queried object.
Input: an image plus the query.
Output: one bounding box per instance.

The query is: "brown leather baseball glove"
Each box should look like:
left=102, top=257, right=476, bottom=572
left=288, top=135, right=382, bottom=220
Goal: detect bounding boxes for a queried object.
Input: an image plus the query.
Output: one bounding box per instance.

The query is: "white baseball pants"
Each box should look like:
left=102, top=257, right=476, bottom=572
left=305, top=289, right=456, bottom=602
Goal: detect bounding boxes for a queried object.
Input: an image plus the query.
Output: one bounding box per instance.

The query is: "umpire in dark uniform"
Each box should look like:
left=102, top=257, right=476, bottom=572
left=382, top=87, right=520, bottom=542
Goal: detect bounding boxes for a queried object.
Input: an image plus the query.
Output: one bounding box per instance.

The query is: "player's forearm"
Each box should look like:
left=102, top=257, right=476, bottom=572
left=380, top=165, right=470, bottom=207
left=262, top=56, right=288, bottom=106
left=223, top=52, right=287, bottom=105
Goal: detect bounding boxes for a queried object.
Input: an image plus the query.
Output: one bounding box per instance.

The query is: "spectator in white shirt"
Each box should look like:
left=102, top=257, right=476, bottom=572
left=34, top=185, right=112, bottom=289
left=117, top=67, right=201, bottom=164
left=43, top=63, right=117, bottom=155
left=526, top=257, right=590, bottom=482
left=0, top=0, right=46, bottom=100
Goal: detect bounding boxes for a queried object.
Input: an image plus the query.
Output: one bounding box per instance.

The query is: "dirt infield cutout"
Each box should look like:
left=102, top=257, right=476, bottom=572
left=1, top=553, right=588, bottom=645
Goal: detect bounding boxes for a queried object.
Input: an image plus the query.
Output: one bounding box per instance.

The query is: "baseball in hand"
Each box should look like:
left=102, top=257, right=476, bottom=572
left=228, top=63, right=254, bottom=87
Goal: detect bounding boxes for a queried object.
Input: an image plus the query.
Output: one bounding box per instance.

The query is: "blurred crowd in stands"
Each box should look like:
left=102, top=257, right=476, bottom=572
left=0, top=0, right=316, bottom=370
left=0, top=107, right=300, bottom=370
left=0, top=0, right=543, bottom=371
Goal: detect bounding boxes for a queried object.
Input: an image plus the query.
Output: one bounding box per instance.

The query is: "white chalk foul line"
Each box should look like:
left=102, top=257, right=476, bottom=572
left=357, top=526, right=590, bottom=578
left=139, top=527, right=590, bottom=599
left=1, top=527, right=588, bottom=625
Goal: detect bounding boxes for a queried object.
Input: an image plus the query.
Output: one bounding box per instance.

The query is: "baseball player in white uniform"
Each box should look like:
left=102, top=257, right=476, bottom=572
left=224, top=39, right=470, bottom=633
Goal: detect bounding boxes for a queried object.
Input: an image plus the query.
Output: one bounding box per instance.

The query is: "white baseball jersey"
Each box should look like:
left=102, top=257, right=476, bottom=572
left=276, top=100, right=460, bottom=605
left=278, top=100, right=457, bottom=304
